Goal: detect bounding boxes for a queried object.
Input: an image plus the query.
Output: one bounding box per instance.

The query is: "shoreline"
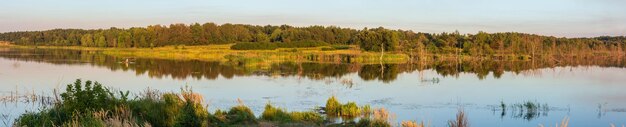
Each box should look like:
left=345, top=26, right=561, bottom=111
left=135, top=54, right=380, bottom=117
left=3, top=44, right=624, bottom=65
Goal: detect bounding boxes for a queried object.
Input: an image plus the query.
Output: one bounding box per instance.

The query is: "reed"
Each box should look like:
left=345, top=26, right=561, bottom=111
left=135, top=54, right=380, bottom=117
left=448, top=109, right=469, bottom=127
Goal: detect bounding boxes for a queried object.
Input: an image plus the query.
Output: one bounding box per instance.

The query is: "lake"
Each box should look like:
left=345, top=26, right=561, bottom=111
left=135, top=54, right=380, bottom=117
left=1, top=48, right=625, bottom=127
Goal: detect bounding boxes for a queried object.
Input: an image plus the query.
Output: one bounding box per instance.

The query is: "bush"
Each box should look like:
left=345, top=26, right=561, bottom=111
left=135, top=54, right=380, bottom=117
left=174, top=101, right=209, bottom=127
left=208, top=109, right=228, bottom=126
left=325, top=96, right=341, bottom=116
left=261, top=103, right=323, bottom=124
left=340, top=102, right=361, bottom=118
left=261, top=104, right=291, bottom=122
left=230, top=40, right=329, bottom=50
left=230, top=42, right=278, bottom=50
left=321, top=45, right=350, bottom=51
left=288, top=111, right=323, bottom=124
left=17, top=108, right=67, bottom=127
left=227, top=105, right=257, bottom=124
left=325, top=96, right=364, bottom=118
left=332, top=45, right=350, bottom=50
left=60, top=79, right=116, bottom=114
left=278, top=40, right=329, bottom=48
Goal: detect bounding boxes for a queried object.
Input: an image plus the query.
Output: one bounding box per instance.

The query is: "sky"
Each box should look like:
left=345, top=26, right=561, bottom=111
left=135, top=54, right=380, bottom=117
left=1, top=0, right=625, bottom=37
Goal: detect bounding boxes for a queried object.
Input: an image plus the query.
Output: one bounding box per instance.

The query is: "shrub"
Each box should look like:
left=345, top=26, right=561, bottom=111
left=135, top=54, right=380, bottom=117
left=174, top=101, right=209, bottom=127
left=356, top=118, right=372, bottom=127
left=261, top=104, right=291, bottom=122
left=325, top=96, right=341, bottom=116
left=17, top=108, right=67, bottom=127
left=321, top=45, right=351, bottom=51
left=231, top=42, right=278, bottom=50
left=60, top=79, right=116, bottom=114
left=261, top=103, right=323, bottom=124
left=354, top=108, right=392, bottom=127
left=208, top=109, right=228, bottom=126
left=230, top=40, right=329, bottom=50
left=278, top=40, right=329, bottom=48
left=227, top=105, right=257, bottom=124
left=340, top=102, right=361, bottom=118
left=288, top=111, right=323, bottom=124
left=325, top=96, right=363, bottom=118
left=174, top=87, right=209, bottom=127
left=332, top=45, right=351, bottom=50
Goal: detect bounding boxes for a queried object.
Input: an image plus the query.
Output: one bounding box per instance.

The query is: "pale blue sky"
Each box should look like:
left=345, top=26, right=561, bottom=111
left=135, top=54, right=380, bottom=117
left=1, top=0, right=625, bottom=37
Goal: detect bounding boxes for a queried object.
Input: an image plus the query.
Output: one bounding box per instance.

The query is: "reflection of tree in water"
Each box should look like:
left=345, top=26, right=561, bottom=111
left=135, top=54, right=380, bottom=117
left=358, top=64, right=398, bottom=83
left=1, top=48, right=625, bottom=82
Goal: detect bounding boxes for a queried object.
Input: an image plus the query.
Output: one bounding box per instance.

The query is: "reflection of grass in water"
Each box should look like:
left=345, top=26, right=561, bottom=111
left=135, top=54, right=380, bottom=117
left=0, top=88, right=56, bottom=106
left=495, top=101, right=550, bottom=121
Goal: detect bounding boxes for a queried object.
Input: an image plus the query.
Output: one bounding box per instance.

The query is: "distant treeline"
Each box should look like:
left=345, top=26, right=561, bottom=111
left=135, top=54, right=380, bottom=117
left=1, top=22, right=625, bottom=55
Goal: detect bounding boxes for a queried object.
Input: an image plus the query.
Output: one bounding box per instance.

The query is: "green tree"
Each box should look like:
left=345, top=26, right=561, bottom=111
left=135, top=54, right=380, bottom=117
left=80, top=34, right=94, bottom=47
left=253, top=33, right=269, bottom=42
left=95, top=34, right=106, bottom=47
left=117, top=31, right=131, bottom=48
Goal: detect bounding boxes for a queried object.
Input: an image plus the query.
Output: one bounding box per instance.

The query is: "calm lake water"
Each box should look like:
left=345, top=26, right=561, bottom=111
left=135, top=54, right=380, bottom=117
left=1, top=48, right=625, bottom=127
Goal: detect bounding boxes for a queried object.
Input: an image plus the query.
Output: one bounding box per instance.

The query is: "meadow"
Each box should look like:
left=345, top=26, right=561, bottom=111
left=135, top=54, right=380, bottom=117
left=5, top=44, right=410, bottom=65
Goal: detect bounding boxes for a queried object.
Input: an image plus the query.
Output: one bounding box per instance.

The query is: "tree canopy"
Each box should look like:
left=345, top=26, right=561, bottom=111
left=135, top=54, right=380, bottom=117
left=1, top=22, right=625, bottom=56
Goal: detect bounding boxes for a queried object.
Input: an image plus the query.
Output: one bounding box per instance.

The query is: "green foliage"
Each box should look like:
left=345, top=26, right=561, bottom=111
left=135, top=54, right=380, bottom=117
left=231, top=42, right=278, bottom=50
left=357, top=27, right=398, bottom=52
left=287, top=111, right=323, bottom=124
left=325, top=96, right=341, bottom=116
left=17, top=108, right=67, bottom=127
left=253, top=33, right=270, bottom=42
left=325, top=96, right=366, bottom=119
left=60, top=79, right=115, bottom=114
left=231, top=40, right=329, bottom=50
left=208, top=109, right=228, bottom=126
left=323, top=45, right=351, bottom=51
left=174, top=101, right=209, bottom=127
left=3, top=22, right=625, bottom=59
left=340, top=102, right=361, bottom=118
left=278, top=40, right=329, bottom=48
left=261, top=104, right=291, bottom=122
left=333, top=45, right=351, bottom=50
left=127, top=93, right=184, bottom=127
left=261, top=103, right=323, bottom=124
left=80, top=34, right=94, bottom=47
left=226, top=105, right=257, bottom=124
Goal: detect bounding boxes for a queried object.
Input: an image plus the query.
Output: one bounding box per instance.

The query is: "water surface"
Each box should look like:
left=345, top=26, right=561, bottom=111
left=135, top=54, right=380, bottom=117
left=1, top=48, right=625, bottom=126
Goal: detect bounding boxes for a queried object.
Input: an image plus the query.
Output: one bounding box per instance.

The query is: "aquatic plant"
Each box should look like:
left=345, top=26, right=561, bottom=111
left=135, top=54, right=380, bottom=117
left=326, top=96, right=341, bottom=116
left=448, top=109, right=469, bottom=127
left=261, top=103, right=324, bottom=125
left=402, top=120, right=427, bottom=127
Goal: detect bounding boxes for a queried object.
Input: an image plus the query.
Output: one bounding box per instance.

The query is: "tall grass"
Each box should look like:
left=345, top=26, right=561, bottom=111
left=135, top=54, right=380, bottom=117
left=448, top=109, right=469, bottom=127
left=402, top=120, right=428, bottom=127
left=261, top=103, right=323, bottom=125
left=324, top=96, right=371, bottom=120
